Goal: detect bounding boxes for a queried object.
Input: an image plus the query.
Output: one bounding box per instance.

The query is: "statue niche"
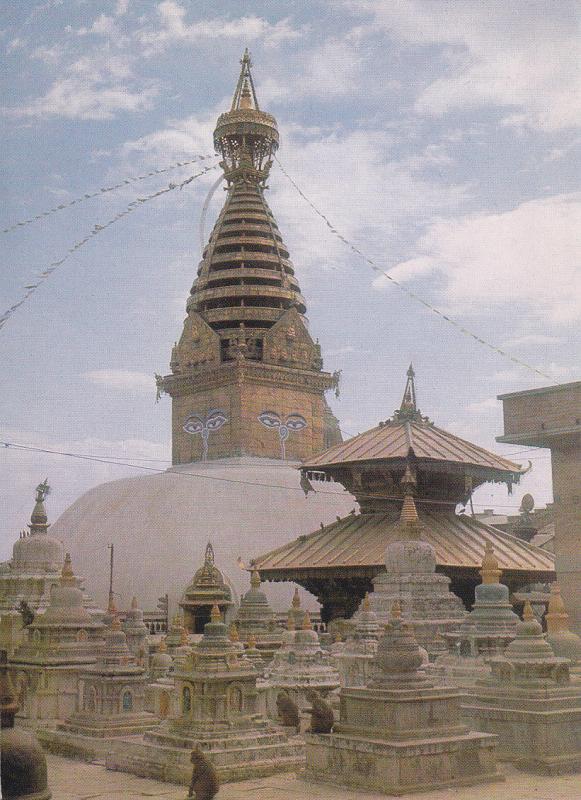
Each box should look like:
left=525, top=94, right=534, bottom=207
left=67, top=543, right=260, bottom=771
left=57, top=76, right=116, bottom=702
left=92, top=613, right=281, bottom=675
left=262, top=308, right=322, bottom=371
left=172, top=312, right=220, bottom=373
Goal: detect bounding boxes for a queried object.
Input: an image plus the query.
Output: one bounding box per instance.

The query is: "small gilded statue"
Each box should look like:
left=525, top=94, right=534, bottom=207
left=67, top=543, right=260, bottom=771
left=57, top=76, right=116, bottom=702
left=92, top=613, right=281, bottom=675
left=276, top=690, right=300, bottom=733
left=305, top=689, right=334, bottom=733
left=187, top=746, right=219, bottom=800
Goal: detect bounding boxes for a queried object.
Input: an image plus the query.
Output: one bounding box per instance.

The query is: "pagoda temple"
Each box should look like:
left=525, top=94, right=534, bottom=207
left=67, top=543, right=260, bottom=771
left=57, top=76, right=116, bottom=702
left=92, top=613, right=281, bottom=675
left=253, top=367, right=555, bottom=620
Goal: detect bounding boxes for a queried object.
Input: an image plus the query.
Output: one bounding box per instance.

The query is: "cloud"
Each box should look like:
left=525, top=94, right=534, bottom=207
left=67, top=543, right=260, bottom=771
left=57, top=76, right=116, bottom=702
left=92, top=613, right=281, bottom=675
left=350, top=0, right=581, bottom=131
left=374, top=193, right=581, bottom=323
left=84, top=369, right=155, bottom=393
left=3, top=52, right=157, bottom=120
left=503, top=334, right=564, bottom=348
left=465, top=398, right=500, bottom=413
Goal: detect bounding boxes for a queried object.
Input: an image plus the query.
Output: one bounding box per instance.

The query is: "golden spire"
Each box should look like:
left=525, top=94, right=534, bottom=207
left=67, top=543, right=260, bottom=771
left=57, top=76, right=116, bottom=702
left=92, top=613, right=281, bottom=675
left=230, top=48, right=259, bottom=111
left=180, top=625, right=189, bottom=646
left=292, top=588, right=301, bottom=608
left=522, top=599, right=535, bottom=622
left=250, top=569, right=261, bottom=589
left=210, top=603, right=222, bottom=623
left=479, top=541, right=502, bottom=584
left=302, top=611, right=313, bottom=630
left=400, top=492, right=419, bottom=526
left=229, top=622, right=240, bottom=642
left=171, top=612, right=181, bottom=628
left=545, top=583, right=569, bottom=634
left=60, top=552, right=76, bottom=587
left=362, top=592, right=371, bottom=612
left=158, top=637, right=167, bottom=653
left=111, top=614, right=122, bottom=632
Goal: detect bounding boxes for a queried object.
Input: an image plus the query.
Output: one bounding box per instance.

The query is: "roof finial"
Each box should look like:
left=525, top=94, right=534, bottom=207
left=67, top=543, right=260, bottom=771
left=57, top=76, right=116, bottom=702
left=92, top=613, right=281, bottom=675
left=545, top=583, right=569, bottom=634
left=401, top=364, right=417, bottom=412
left=302, top=611, right=313, bottom=630
left=29, top=479, right=50, bottom=534
left=480, top=541, right=502, bottom=584
left=292, top=587, right=301, bottom=608
left=204, top=541, right=215, bottom=567
left=61, top=553, right=76, bottom=587
left=250, top=568, right=261, bottom=589
left=231, top=48, right=260, bottom=111
left=210, top=602, right=222, bottom=623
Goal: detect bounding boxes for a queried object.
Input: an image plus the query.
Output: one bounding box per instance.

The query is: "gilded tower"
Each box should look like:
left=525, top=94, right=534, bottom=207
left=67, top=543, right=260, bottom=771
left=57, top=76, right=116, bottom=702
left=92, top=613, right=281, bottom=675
left=160, top=52, right=340, bottom=464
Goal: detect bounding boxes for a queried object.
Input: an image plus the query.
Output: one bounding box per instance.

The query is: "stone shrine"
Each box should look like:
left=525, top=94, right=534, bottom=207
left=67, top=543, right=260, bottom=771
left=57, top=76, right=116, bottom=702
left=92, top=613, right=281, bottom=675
left=10, top=554, right=104, bottom=722
left=145, top=639, right=176, bottom=719
left=305, top=602, right=500, bottom=795
left=262, top=610, right=339, bottom=717
left=234, top=569, right=283, bottom=661
left=38, top=615, right=155, bottom=758
left=122, top=596, right=149, bottom=665
left=179, top=542, right=235, bottom=633
left=434, top=543, right=519, bottom=686
left=463, top=601, right=581, bottom=773
left=365, top=476, right=466, bottom=658
left=334, top=594, right=380, bottom=687
left=106, top=604, right=303, bottom=784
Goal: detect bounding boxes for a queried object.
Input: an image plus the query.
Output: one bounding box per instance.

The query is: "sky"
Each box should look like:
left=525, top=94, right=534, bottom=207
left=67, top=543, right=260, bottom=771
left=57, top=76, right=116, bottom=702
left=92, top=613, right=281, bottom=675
left=1, top=0, right=580, bottom=559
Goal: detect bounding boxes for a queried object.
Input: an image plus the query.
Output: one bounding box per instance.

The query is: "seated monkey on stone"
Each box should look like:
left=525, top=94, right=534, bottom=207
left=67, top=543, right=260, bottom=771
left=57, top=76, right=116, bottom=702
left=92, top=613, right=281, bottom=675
left=305, top=689, right=334, bottom=734
left=276, top=690, right=300, bottom=732
left=188, top=746, right=219, bottom=800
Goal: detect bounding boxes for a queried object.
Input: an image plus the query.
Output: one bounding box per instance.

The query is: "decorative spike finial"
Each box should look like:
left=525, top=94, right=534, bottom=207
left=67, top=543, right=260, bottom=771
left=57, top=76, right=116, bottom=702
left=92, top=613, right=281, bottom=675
left=204, top=541, right=215, bottom=567
left=210, top=603, right=221, bottom=623
left=158, top=637, right=167, bottom=653
left=400, top=492, right=419, bottom=526
left=480, top=541, right=502, bottom=584
left=302, top=611, right=313, bottom=630
left=394, top=364, right=424, bottom=422
left=229, top=622, right=240, bottom=642
left=250, top=569, right=261, bottom=589
left=545, top=583, right=570, bottom=634
left=292, top=588, right=301, bottom=608
left=29, top=479, right=50, bottom=534
left=522, top=600, right=535, bottom=622
left=107, top=591, right=117, bottom=616
left=61, top=553, right=76, bottom=586
left=111, top=614, right=122, bottom=632
left=362, top=593, right=371, bottom=612
left=230, top=48, right=259, bottom=111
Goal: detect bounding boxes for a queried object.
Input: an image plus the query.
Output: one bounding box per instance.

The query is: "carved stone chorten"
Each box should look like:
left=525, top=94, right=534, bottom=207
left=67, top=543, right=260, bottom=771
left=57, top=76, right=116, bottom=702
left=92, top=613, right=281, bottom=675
left=305, top=603, right=500, bottom=794
left=107, top=603, right=303, bottom=783
left=0, top=482, right=100, bottom=654
left=262, top=610, right=340, bottom=716
left=435, top=543, right=519, bottom=686
left=39, top=615, right=155, bottom=758
left=235, top=569, right=283, bottom=661
left=159, top=49, right=340, bottom=465
left=0, top=649, right=52, bottom=800
left=179, top=542, right=234, bottom=633
left=10, top=554, right=104, bottom=722
left=365, top=485, right=466, bottom=658
left=545, top=582, right=581, bottom=665
left=334, top=594, right=380, bottom=688
left=122, top=596, right=149, bottom=665
left=463, top=601, right=581, bottom=773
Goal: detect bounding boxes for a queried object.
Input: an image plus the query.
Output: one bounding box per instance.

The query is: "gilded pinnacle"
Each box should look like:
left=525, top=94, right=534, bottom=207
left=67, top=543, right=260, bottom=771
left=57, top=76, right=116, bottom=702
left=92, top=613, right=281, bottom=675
left=158, top=637, right=167, bottom=653
left=362, top=592, right=371, bottom=612
left=480, top=541, right=502, bottom=584
left=302, top=611, right=313, bottom=630
left=111, top=614, right=122, bottom=632
left=522, top=600, right=534, bottom=622
left=400, top=492, right=419, bottom=526
left=60, top=552, right=76, bottom=586
left=545, top=583, right=569, bottom=634
left=287, top=614, right=295, bottom=631
left=250, top=569, right=261, bottom=589
left=131, top=595, right=138, bottom=610
left=292, top=588, right=301, bottom=608
left=210, top=603, right=222, bottom=623
left=229, top=622, right=240, bottom=642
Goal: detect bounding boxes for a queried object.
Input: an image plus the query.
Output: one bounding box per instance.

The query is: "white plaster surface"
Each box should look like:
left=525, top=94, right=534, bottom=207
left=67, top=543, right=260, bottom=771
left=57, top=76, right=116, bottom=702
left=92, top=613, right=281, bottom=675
left=45, top=754, right=581, bottom=800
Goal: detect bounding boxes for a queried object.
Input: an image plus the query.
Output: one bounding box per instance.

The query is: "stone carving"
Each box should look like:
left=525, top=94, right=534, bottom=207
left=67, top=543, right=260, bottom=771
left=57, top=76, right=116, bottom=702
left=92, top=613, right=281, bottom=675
left=258, top=411, right=307, bottom=460
left=305, top=689, right=334, bottom=733
left=183, top=409, right=228, bottom=460
left=276, top=691, right=300, bottom=732
left=188, top=746, right=219, bottom=800
left=171, top=311, right=221, bottom=375
left=263, top=308, right=321, bottom=371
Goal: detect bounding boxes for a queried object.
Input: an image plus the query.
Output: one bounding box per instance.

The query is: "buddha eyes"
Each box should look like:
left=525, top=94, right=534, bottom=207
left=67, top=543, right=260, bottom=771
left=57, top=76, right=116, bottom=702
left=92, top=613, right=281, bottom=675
left=258, top=411, right=282, bottom=428
left=183, top=415, right=205, bottom=434
left=205, top=411, right=228, bottom=430
left=183, top=410, right=228, bottom=434
left=285, top=414, right=307, bottom=431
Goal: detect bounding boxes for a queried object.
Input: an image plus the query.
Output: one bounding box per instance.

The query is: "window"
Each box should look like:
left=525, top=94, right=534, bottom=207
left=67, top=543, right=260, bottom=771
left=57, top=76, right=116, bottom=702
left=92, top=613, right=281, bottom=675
left=122, top=690, right=133, bottom=712
left=182, top=686, right=192, bottom=713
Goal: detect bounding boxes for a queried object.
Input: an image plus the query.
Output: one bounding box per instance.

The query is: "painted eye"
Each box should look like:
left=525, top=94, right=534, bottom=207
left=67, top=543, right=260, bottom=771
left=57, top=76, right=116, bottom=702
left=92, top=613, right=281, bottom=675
left=285, top=414, right=307, bottom=431
left=183, top=415, right=204, bottom=434
left=205, top=410, right=228, bottom=430
left=258, top=411, right=281, bottom=428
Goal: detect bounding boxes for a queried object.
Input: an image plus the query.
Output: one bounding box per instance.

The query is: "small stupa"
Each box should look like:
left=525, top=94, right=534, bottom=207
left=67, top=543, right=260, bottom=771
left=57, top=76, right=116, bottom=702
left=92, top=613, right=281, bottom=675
left=365, top=473, right=466, bottom=658
left=235, top=568, right=283, bottom=661
left=9, top=553, right=104, bottom=721
left=463, top=600, right=581, bottom=773
left=287, top=587, right=305, bottom=630
left=122, top=596, right=149, bottom=664
left=434, top=543, right=519, bottom=686
left=305, top=602, right=500, bottom=794
left=106, top=603, right=303, bottom=784
left=179, top=542, right=234, bottom=633
left=165, top=612, right=188, bottom=652
left=39, top=614, right=155, bottom=758
left=334, top=594, right=380, bottom=687
left=262, top=610, right=340, bottom=716
left=0, top=649, right=52, bottom=800
left=149, top=637, right=173, bottom=680
left=545, top=583, right=581, bottom=667
left=145, top=637, right=176, bottom=719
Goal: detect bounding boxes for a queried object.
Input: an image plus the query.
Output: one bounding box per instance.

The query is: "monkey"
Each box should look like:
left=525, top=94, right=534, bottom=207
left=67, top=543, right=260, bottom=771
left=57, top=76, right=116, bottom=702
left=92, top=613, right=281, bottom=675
left=305, top=689, right=334, bottom=734
left=188, top=746, right=219, bottom=800
left=276, top=690, right=300, bottom=733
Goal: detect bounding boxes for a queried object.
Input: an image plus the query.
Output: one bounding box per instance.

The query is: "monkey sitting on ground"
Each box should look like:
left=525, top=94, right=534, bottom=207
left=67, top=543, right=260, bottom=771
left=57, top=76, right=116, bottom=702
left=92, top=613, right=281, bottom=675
left=305, top=689, right=334, bottom=734
left=276, top=690, right=300, bottom=733
left=188, top=746, right=219, bottom=800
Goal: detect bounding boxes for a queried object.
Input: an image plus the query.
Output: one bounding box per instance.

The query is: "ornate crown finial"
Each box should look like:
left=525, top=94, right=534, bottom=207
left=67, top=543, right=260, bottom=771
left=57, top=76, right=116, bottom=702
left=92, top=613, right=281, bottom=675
left=210, top=603, right=221, bottom=623
left=292, top=587, right=301, bottom=608
left=302, top=611, right=313, bottom=630
left=480, top=541, right=502, bottom=584
left=158, top=637, right=167, bottom=653
left=111, top=614, right=122, bottom=632
left=229, top=622, right=240, bottom=642
left=394, top=364, right=426, bottom=422
left=545, top=583, right=570, bottom=634
left=250, top=568, right=261, bottom=589
left=61, top=553, right=76, bottom=586
left=204, top=541, right=215, bottom=567
left=522, top=600, right=535, bottom=622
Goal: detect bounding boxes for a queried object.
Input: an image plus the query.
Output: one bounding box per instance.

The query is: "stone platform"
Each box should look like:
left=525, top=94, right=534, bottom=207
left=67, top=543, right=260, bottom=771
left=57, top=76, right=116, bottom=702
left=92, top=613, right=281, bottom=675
left=106, top=720, right=304, bottom=783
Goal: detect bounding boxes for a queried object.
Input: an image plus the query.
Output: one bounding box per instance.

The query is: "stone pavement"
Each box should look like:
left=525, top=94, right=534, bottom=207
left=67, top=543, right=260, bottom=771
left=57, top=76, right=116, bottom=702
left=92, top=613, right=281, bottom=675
left=46, top=754, right=580, bottom=800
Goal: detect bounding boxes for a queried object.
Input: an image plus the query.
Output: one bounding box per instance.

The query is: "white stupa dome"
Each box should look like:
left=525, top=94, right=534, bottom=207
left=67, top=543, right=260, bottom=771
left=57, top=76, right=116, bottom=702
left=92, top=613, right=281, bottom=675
left=50, top=458, right=355, bottom=612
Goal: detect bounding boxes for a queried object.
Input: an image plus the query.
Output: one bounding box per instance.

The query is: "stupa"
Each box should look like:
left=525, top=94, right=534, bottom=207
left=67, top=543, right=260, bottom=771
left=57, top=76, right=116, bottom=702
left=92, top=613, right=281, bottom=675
left=545, top=582, right=581, bottom=666
left=38, top=614, right=155, bottom=759
left=334, top=594, right=380, bottom=687
left=122, top=596, right=149, bottom=664
left=234, top=568, right=283, bottom=661
left=9, top=554, right=104, bottom=722
left=48, top=51, right=352, bottom=612
left=0, top=482, right=100, bottom=654
left=305, top=602, right=500, bottom=794
left=254, top=367, right=554, bottom=620
left=463, top=601, right=581, bottom=773
left=434, top=542, right=519, bottom=686
left=0, top=650, right=52, bottom=800
left=262, top=610, right=340, bottom=716
left=165, top=612, right=188, bottom=651
left=145, top=638, right=175, bottom=717
left=106, top=603, right=303, bottom=784
left=179, top=542, right=235, bottom=633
